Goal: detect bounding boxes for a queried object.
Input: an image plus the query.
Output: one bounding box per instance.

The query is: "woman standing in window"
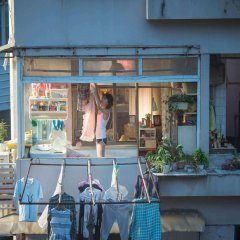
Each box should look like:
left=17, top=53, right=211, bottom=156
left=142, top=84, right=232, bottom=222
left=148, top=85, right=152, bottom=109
left=91, top=84, right=113, bottom=157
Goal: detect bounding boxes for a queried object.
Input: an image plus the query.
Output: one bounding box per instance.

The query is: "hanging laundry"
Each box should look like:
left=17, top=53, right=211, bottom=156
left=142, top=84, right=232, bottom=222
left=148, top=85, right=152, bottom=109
left=110, top=163, right=120, bottom=187
left=80, top=96, right=96, bottom=142
left=105, top=163, right=128, bottom=201
left=78, top=199, right=103, bottom=240
left=104, top=185, right=128, bottom=201
left=101, top=170, right=131, bottom=240
left=49, top=208, right=72, bottom=240
left=78, top=179, right=104, bottom=193
left=39, top=162, right=65, bottom=229
left=48, top=193, right=76, bottom=240
left=101, top=200, right=131, bottom=240
left=77, top=83, right=90, bottom=111
left=78, top=186, right=103, bottom=239
left=134, top=173, right=160, bottom=199
left=52, top=120, right=64, bottom=131
left=129, top=199, right=161, bottom=240
left=13, top=177, right=43, bottom=222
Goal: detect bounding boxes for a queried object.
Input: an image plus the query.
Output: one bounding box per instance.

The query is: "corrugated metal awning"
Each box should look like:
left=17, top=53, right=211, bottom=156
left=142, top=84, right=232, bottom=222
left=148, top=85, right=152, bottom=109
left=0, top=214, right=46, bottom=235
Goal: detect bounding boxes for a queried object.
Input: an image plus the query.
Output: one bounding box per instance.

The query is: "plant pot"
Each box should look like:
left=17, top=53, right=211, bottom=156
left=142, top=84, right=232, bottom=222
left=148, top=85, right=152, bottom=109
left=146, top=119, right=151, bottom=128
left=184, top=164, right=192, bottom=171
left=187, top=167, right=194, bottom=173
left=171, top=162, right=178, bottom=171
left=197, top=165, right=204, bottom=171
left=172, top=102, right=188, bottom=110
left=162, top=164, right=171, bottom=174
left=177, top=162, right=186, bottom=169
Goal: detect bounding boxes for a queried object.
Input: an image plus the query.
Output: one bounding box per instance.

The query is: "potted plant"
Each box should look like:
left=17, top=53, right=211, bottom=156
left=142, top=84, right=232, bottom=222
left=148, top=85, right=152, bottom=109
left=145, top=113, right=152, bottom=128
left=166, top=94, right=195, bottom=113
left=194, top=148, right=208, bottom=170
left=146, top=138, right=185, bottom=173
left=0, top=120, right=8, bottom=151
left=221, top=153, right=240, bottom=171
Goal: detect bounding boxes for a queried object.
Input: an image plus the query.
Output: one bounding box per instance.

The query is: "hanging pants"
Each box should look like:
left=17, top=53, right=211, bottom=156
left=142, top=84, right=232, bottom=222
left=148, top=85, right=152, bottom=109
left=101, top=201, right=131, bottom=240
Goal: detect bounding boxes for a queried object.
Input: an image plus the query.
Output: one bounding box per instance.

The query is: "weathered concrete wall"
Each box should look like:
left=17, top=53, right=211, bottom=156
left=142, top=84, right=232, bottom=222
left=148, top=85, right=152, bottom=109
left=200, top=226, right=235, bottom=240
left=158, top=173, right=240, bottom=197
left=147, top=0, right=240, bottom=20
left=13, top=0, right=240, bottom=54
left=209, top=154, right=233, bottom=168
left=161, top=197, right=240, bottom=225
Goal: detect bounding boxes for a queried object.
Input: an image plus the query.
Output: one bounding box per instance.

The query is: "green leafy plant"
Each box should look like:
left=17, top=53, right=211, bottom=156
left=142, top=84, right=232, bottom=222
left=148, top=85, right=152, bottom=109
left=194, top=148, right=208, bottom=167
left=145, top=113, right=151, bottom=121
left=144, top=113, right=152, bottom=127
left=31, top=119, right=38, bottom=127
left=0, top=120, right=8, bottom=143
left=165, top=94, right=195, bottom=114
left=146, top=138, right=185, bottom=172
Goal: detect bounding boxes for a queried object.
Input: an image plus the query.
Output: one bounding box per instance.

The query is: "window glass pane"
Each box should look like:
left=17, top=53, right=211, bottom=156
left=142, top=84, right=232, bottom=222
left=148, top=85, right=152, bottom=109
left=24, top=58, right=79, bottom=77
left=116, top=87, right=136, bottom=142
left=83, top=59, right=138, bottom=76
left=142, top=57, right=198, bottom=76
left=138, top=82, right=198, bottom=155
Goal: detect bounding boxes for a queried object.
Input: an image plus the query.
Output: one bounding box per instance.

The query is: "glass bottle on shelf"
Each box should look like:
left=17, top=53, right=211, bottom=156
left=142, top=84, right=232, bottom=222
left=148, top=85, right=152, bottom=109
left=36, top=83, right=46, bottom=97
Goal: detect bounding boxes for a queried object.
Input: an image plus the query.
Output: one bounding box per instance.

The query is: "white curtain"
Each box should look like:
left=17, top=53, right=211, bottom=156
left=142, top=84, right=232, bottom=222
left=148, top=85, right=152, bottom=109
left=129, top=88, right=136, bottom=115
left=138, top=88, right=152, bottom=121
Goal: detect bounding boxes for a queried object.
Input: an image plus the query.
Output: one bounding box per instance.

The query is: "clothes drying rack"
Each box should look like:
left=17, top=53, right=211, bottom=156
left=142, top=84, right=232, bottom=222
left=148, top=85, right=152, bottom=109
left=19, top=157, right=161, bottom=206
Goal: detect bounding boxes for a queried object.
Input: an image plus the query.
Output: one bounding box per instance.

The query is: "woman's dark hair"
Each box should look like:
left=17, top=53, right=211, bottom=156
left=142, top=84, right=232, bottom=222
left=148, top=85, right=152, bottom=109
left=103, top=93, right=113, bottom=109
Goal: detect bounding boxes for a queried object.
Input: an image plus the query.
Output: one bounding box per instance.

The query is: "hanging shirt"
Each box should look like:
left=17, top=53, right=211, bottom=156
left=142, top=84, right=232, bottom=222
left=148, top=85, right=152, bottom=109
left=13, top=177, right=43, bottom=222
left=77, top=83, right=90, bottom=111
left=104, top=185, right=128, bottom=201
left=78, top=179, right=104, bottom=193
left=38, top=163, right=65, bottom=229
left=129, top=198, right=161, bottom=240
left=80, top=97, right=96, bottom=142
left=134, top=173, right=160, bottom=199
left=48, top=193, right=76, bottom=240
left=49, top=208, right=72, bottom=240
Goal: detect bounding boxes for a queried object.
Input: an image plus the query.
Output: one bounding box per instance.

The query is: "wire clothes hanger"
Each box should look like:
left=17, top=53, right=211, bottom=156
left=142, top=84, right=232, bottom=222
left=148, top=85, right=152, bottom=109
left=19, top=157, right=161, bottom=206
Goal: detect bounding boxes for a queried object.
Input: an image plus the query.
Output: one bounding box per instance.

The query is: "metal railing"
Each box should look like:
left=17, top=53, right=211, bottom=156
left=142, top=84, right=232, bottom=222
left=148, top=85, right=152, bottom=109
left=0, top=163, right=16, bottom=218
